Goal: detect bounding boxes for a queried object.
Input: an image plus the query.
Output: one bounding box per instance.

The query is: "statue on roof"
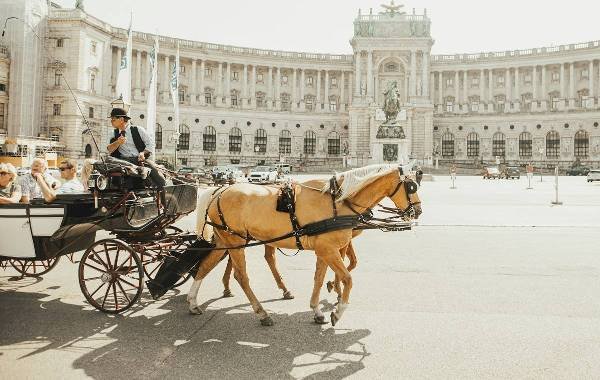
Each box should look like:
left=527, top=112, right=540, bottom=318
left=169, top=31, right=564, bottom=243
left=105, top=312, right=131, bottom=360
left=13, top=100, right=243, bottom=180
left=75, top=0, right=85, bottom=11
left=380, top=0, right=405, bottom=16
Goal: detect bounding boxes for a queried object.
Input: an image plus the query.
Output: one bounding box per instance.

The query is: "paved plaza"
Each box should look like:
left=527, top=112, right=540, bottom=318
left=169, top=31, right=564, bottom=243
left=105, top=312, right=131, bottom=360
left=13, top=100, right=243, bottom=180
left=1, top=174, right=600, bottom=379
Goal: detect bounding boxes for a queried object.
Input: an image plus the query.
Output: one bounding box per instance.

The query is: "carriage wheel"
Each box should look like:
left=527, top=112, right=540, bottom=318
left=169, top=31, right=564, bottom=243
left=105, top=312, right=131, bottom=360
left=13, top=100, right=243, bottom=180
left=78, top=239, right=144, bottom=314
left=140, top=226, right=192, bottom=289
left=10, top=257, right=60, bottom=277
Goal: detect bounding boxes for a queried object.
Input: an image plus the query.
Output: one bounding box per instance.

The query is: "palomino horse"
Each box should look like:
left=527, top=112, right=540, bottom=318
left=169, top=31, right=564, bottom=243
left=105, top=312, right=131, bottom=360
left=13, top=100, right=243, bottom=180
left=189, top=164, right=422, bottom=326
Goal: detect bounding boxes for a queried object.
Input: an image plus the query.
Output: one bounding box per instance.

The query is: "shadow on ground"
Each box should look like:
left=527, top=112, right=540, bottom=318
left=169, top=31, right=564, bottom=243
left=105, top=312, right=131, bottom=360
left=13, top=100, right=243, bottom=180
left=0, top=285, right=370, bottom=379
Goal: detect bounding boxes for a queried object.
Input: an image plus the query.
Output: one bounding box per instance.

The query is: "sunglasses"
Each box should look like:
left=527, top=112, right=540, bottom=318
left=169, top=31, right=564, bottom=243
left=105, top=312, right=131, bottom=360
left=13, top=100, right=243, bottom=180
left=0, top=172, right=9, bottom=176
left=59, top=167, right=73, bottom=171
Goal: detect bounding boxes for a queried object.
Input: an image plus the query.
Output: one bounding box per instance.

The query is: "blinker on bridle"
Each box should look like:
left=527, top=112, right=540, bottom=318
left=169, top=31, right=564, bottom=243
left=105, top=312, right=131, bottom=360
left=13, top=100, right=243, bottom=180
left=385, top=166, right=420, bottom=220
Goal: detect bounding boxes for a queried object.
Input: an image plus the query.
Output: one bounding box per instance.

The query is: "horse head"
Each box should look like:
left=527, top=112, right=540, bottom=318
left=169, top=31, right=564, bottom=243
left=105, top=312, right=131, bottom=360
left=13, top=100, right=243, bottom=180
left=387, top=166, right=422, bottom=221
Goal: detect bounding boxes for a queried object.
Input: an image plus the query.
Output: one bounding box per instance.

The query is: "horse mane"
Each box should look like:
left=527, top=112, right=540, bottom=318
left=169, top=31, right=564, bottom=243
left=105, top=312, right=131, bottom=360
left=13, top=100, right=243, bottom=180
left=321, top=164, right=398, bottom=201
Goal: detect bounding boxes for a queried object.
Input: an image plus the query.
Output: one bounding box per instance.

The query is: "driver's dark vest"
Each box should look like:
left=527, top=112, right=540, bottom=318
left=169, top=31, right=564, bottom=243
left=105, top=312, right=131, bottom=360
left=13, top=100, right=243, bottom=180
left=110, top=126, right=146, bottom=159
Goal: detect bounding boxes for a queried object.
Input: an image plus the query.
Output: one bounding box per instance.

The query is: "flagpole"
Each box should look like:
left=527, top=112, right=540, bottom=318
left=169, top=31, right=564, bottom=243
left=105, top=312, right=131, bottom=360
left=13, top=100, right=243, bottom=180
left=170, top=42, right=180, bottom=169
left=115, top=12, right=133, bottom=108
left=146, top=33, right=159, bottom=157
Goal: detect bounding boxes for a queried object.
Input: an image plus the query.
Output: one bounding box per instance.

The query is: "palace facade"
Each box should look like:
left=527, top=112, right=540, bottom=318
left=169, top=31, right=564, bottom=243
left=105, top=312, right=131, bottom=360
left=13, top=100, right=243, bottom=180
left=1, top=1, right=599, bottom=168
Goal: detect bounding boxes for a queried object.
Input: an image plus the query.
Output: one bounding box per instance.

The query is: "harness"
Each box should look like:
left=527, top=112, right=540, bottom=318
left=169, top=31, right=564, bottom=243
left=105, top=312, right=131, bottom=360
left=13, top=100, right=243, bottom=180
left=110, top=126, right=146, bottom=159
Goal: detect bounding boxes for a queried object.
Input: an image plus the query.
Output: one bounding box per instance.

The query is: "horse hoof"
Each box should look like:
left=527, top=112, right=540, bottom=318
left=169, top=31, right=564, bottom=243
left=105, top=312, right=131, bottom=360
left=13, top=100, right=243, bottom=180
left=314, top=315, right=328, bottom=325
left=330, top=312, right=339, bottom=327
left=222, top=289, right=234, bottom=298
left=189, top=306, right=203, bottom=315
left=260, top=316, right=274, bottom=326
left=326, top=281, right=333, bottom=293
left=283, top=290, right=295, bottom=300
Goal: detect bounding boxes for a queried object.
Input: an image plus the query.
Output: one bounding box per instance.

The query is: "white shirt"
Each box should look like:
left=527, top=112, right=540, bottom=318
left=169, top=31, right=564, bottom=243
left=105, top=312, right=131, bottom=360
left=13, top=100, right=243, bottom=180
left=57, top=178, right=85, bottom=194
left=19, top=172, right=59, bottom=199
left=109, top=122, right=154, bottom=158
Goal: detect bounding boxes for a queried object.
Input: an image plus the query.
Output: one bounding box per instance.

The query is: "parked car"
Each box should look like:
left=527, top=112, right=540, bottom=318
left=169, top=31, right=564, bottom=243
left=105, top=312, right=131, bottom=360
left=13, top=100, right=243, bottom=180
left=248, top=165, right=278, bottom=184
left=211, top=166, right=236, bottom=185
left=224, top=165, right=246, bottom=180
left=483, top=166, right=501, bottom=179
left=503, top=166, right=521, bottom=179
left=566, top=165, right=590, bottom=176
left=272, top=163, right=292, bottom=174
left=587, top=169, right=600, bottom=182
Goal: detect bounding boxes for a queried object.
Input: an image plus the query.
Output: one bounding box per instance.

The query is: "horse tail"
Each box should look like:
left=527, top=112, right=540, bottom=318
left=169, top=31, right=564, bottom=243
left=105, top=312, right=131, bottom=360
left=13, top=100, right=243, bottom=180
left=195, top=187, right=217, bottom=241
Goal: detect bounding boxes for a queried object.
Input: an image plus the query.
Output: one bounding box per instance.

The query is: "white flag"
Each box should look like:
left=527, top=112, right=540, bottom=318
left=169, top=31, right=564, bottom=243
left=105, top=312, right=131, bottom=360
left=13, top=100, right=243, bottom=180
left=170, top=43, right=180, bottom=146
left=115, top=13, right=133, bottom=105
left=145, top=35, right=159, bottom=156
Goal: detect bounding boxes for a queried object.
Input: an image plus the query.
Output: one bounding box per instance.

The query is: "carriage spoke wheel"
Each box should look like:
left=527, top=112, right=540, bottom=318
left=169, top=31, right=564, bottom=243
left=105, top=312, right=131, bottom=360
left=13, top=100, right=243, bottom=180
left=78, top=239, right=143, bottom=314
left=140, top=226, right=192, bottom=289
left=10, top=257, right=60, bottom=277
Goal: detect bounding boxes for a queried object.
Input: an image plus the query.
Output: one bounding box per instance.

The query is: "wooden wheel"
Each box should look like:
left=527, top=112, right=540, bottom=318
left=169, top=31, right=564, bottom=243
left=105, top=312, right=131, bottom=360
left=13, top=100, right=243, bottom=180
left=140, top=227, right=192, bottom=289
left=78, top=239, right=144, bottom=314
left=10, top=257, right=60, bottom=277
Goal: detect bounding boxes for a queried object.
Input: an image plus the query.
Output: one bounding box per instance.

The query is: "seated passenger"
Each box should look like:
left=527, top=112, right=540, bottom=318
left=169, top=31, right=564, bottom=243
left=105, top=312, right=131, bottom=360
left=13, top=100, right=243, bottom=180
left=19, top=158, right=59, bottom=203
left=0, top=163, right=22, bottom=204
left=37, top=158, right=84, bottom=202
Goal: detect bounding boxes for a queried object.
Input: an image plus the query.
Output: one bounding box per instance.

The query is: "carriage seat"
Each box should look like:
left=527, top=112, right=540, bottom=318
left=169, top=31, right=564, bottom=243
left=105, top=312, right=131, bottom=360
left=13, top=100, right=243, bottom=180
left=92, top=157, right=152, bottom=191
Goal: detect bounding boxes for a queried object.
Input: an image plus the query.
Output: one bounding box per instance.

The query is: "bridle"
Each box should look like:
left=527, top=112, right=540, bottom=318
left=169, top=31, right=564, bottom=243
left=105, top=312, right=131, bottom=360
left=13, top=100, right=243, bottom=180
left=380, top=166, right=421, bottom=221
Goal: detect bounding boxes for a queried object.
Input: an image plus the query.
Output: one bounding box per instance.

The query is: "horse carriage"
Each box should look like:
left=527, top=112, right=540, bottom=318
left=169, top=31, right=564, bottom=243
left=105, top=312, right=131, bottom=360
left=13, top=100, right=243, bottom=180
left=0, top=157, right=200, bottom=313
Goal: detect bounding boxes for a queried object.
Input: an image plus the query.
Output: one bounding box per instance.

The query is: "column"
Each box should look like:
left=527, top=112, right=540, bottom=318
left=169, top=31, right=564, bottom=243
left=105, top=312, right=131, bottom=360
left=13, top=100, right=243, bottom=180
left=532, top=65, right=538, bottom=111
left=463, top=70, right=468, bottom=110
left=589, top=60, right=595, bottom=102
left=316, top=70, right=322, bottom=111
left=190, top=59, right=197, bottom=105
left=429, top=71, right=434, bottom=103
left=560, top=63, right=566, bottom=100
left=242, top=64, right=248, bottom=107
left=267, top=66, right=273, bottom=109
left=340, top=71, right=345, bottom=111
left=348, top=72, right=353, bottom=106
left=300, top=69, right=305, bottom=109
left=225, top=63, right=231, bottom=106
left=422, top=52, right=429, bottom=98
left=438, top=72, right=444, bottom=111
left=275, top=67, right=281, bottom=109
left=410, top=50, right=417, bottom=97
left=354, top=51, right=361, bottom=97
left=454, top=71, right=459, bottom=110
left=135, top=50, right=142, bottom=99
left=292, top=68, right=298, bottom=109
left=540, top=65, right=547, bottom=110
left=367, top=50, right=373, bottom=97
left=324, top=70, right=330, bottom=111
left=216, top=62, right=223, bottom=100
left=569, top=62, right=575, bottom=108
left=199, top=60, right=205, bottom=105
left=505, top=69, right=510, bottom=112
left=514, top=67, right=520, bottom=111
left=251, top=65, right=257, bottom=109
left=115, top=47, right=122, bottom=96
left=479, top=69, right=485, bottom=112
left=488, top=70, right=493, bottom=112
left=163, top=54, right=170, bottom=103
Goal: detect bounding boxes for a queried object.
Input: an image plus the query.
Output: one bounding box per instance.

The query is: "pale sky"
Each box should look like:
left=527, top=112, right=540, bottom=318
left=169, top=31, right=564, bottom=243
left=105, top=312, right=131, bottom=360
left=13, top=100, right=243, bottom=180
left=52, top=0, right=600, bottom=55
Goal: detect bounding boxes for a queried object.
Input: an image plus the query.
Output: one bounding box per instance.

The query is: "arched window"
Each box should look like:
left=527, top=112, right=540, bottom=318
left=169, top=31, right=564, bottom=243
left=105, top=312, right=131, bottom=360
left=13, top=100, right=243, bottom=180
left=304, top=130, right=316, bottom=155
left=546, top=131, right=560, bottom=158
left=203, top=125, right=216, bottom=152
left=84, top=144, right=92, bottom=158
left=441, top=131, right=455, bottom=157
left=177, top=124, right=190, bottom=151
left=279, top=130, right=291, bottom=154
left=328, top=131, right=340, bottom=155
left=574, top=130, right=589, bottom=158
left=466, top=132, right=479, bottom=157
left=519, top=132, right=532, bottom=157
left=229, top=127, right=242, bottom=152
left=492, top=132, right=505, bottom=157
left=155, top=123, right=162, bottom=150
left=254, top=128, right=267, bottom=153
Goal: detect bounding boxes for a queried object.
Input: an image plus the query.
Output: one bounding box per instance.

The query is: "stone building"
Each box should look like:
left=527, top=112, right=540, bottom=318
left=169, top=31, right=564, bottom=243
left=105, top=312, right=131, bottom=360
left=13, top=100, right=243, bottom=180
left=1, top=1, right=599, bottom=168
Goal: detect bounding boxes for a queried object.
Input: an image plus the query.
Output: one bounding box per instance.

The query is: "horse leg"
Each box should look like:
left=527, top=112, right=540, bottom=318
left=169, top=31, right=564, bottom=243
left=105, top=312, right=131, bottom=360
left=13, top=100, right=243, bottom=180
left=328, top=242, right=357, bottom=304
left=221, top=254, right=234, bottom=297
left=264, top=245, right=294, bottom=299
left=187, top=249, right=227, bottom=315
left=228, top=248, right=274, bottom=326
left=321, top=250, right=353, bottom=327
left=310, top=257, right=329, bottom=324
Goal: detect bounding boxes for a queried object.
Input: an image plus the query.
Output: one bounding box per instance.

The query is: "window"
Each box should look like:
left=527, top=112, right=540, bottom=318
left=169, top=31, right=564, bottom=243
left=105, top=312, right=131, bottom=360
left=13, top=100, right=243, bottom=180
left=231, top=90, right=238, bottom=107
left=581, top=69, right=589, bottom=80
left=155, top=124, right=162, bottom=150
left=88, top=107, right=94, bottom=119
left=178, top=89, right=185, bottom=104
left=0, top=83, right=5, bottom=92
left=279, top=130, right=291, bottom=154
left=492, top=132, right=506, bottom=157
left=304, top=130, right=316, bottom=155
left=519, top=132, right=532, bottom=157
left=445, top=78, right=454, bottom=88
left=467, top=132, right=479, bottom=157
left=330, top=77, right=338, bottom=88
left=281, top=75, right=288, bottom=85
left=56, top=38, right=64, bottom=48
left=257, top=73, right=264, bottom=83
left=546, top=131, right=560, bottom=158
left=90, top=73, right=95, bottom=92
left=524, top=74, right=532, bottom=85
left=497, top=75, right=505, bottom=87
left=204, top=67, right=212, bottom=77
left=179, top=65, right=186, bottom=74
left=306, top=76, right=314, bottom=87
left=53, top=104, right=61, bottom=116
left=232, top=71, right=239, bottom=81
left=329, top=96, right=338, bottom=112
left=281, top=93, right=290, bottom=111
left=54, top=71, right=61, bottom=86
left=305, top=95, right=314, bottom=111
left=471, top=77, right=479, bottom=87
left=445, top=97, right=454, bottom=113
left=550, top=91, right=561, bottom=110
left=551, top=72, right=560, bottom=83
left=521, top=93, right=533, bottom=112
left=203, top=125, right=216, bottom=151
left=229, top=127, right=242, bottom=152
left=256, top=92, right=265, bottom=108
left=254, top=129, right=267, bottom=153
left=177, top=125, right=190, bottom=151
left=578, top=89, right=590, bottom=108
left=574, top=130, right=589, bottom=158
left=469, top=96, right=480, bottom=112
left=327, top=132, right=340, bottom=155
left=0, top=103, right=4, bottom=130
left=91, top=41, right=97, bottom=55
left=494, top=95, right=506, bottom=113
left=204, top=88, right=213, bottom=105
left=441, top=131, right=455, bottom=157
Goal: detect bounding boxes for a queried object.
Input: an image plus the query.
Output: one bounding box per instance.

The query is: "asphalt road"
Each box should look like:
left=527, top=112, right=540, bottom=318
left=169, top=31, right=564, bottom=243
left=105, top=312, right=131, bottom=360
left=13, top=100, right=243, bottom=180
left=1, top=175, right=599, bottom=379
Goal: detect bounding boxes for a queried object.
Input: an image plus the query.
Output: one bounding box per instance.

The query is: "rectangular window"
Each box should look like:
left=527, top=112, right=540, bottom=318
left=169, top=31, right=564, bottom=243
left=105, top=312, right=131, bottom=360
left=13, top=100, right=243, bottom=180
left=471, top=77, right=479, bottom=87
left=519, top=139, right=532, bottom=157
left=232, top=71, right=239, bottom=81
left=257, top=73, right=264, bottom=83
left=551, top=72, right=560, bottom=83
left=307, top=76, right=314, bottom=87
left=0, top=83, right=5, bottom=92
left=0, top=103, right=4, bottom=130
left=496, top=102, right=505, bottom=113
left=205, top=92, right=212, bottom=104
left=178, top=89, right=185, bottom=104
left=497, top=76, right=505, bottom=87
left=581, top=69, right=589, bottom=80
left=56, top=38, right=64, bottom=48
left=445, top=78, right=453, bottom=88
left=203, top=134, right=216, bottom=152
left=467, top=140, right=479, bottom=157
left=53, top=104, right=61, bottom=116
left=305, top=97, right=313, bottom=111
left=331, top=77, right=338, bottom=87
left=524, top=74, right=532, bottom=85
left=179, top=65, right=186, bottom=74
left=229, top=135, right=242, bottom=152
left=329, top=100, right=337, bottom=112
left=256, top=93, right=265, bottom=107
left=88, top=107, right=94, bottom=119
left=328, top=139, right=340, bottom=155
left=90, top=75, right=95, bottom=92
left=551, top=97, right=560, bottom=110
left=445, top=102, right=453, bottom=113
left=231, top=94, right=238, bottom=106
left=304, top=138, right=316, bottom=155
left=471, top=101, right=479, bottom=112
left=281, top=75, right=288, bottom=85
left=204, top=68, right=212, bottom=77
left=279, top=136, right=291, bottom=154
left=54, top=72, right=61, bottom=86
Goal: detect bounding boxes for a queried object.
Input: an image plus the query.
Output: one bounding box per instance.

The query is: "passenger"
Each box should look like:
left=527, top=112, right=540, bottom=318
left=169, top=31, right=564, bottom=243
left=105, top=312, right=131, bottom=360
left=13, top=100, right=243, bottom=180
left=0, top=163, right=22, bottom=204
left=37, top=158, right=84, bottom=203
left=19, top=158, right=59, bottom=203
